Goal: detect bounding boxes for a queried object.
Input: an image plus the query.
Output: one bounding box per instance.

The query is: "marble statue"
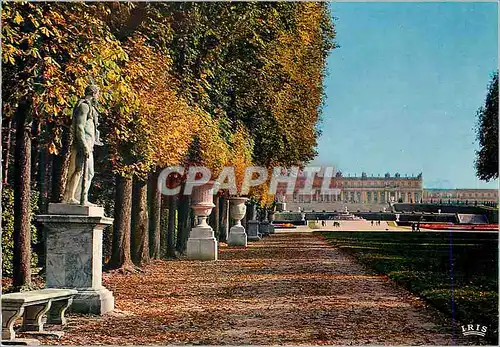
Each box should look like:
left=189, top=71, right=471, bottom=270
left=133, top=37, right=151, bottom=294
left=63, top=84, right=103, bottom=205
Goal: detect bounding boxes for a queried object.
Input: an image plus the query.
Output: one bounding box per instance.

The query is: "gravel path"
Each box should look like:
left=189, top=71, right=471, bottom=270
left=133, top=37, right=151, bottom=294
left=38, top=232, right=459, bottom=345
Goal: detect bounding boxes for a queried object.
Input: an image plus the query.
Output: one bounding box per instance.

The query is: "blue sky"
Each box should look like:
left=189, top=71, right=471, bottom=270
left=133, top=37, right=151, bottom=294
left=314, top=2, right=498, bottom=189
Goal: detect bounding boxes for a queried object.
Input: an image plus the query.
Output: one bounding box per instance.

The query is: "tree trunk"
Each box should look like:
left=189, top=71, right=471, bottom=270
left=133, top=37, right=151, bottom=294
left=166, top=195, right=177, bottom=258
left=219, top=197, right=229, bottom=242
left=175, top=192, right=191, bottom=254
left=35, top=123, right=54, bottom=271
left=148, top=170, right=161, bottom=259
left=2, top=117, right=12, bottom=185
left=51, top=124, right=72, bottom=202
left=109, top=175, right=134, bottom=269
left=0, top=103, right=2, bottom=285
left=131, top=177, right=149, bottom=266
left=210, top=196, right=220, bottom=240
left=30, top=118, right=41, bottom=190
left=217, top=196, right=224, bottom=241
left=243, top=203, right=249, bottom=230
left=175, top=194, right=184, bottom=254
left=37, top=122, right=53, bottom=214
left=13, top=101, right=32, bottom=288
left=160, top=194, right=168, bottom=258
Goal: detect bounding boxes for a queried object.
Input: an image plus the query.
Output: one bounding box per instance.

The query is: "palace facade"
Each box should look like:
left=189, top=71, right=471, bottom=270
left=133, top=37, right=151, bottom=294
left=423, top=188, right=498, bottom=204
left=275, top=170, right=497, bottom=211
left=277, top=171, right=423, bottom=204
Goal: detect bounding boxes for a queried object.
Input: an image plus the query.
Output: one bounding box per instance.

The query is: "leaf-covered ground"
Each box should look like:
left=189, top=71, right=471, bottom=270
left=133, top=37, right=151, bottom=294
left=35, top=233, right=473, bottom=345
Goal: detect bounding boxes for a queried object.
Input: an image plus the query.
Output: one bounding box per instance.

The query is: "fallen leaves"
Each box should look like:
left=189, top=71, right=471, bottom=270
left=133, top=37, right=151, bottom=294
left=32, top=233, right=466, bottom=345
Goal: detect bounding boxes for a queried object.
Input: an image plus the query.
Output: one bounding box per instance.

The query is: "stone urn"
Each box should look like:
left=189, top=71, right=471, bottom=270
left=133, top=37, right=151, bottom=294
left=191, top=181, right=217, bottom=227
left=186, top=181, right=218, bottom=260
left=230, top=197, right=247, bottom=226
left=227, top=197, right=248, bottom=247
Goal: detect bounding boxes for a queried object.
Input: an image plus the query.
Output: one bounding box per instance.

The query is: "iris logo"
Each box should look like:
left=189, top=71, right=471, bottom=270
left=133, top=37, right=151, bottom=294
left=461, top=324, right=487, bottom=337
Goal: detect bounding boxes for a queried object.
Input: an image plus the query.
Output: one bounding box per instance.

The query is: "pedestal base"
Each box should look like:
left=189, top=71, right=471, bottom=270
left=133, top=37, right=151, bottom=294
left=269, top=224, right=275, bottom=234
left=36, top=203, right=115, bottom=316
left=227, top=225, right=247, bottom=247
left=70, top=288, right=114, bottom=315
left=186, top=225, right=218, bottom=261
left=247, top=220, right=261, bottom=242
left=259, top=221, right=271, bottom=236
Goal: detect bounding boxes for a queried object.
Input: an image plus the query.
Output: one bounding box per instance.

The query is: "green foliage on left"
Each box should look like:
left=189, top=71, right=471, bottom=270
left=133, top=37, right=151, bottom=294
left=1, top=187, right=39, bottom=276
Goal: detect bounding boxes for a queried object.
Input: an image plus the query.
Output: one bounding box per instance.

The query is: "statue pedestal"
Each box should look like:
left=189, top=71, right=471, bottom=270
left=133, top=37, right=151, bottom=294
left=259, top=221, right=271, bottom=236
left=227, top=225, right=247, bottom=247
left=268, top=224, right=275, bottom=234
left=186, top=225, right=217, bottom=261
left=35, top=203, right=114, bottom=315
left=247, top=220, right=261, bottom=242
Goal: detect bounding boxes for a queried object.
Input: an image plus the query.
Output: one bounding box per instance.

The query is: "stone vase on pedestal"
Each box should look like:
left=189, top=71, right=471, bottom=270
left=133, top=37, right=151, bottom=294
left=186, top=181, right=217, bottom=261
left=301, top=211, right=306, bottom=225
left=35, top=204, right=114, bottom=315
left=227, top=197, right=248, bottom=247
left=246, top=203, right=261, bottom=242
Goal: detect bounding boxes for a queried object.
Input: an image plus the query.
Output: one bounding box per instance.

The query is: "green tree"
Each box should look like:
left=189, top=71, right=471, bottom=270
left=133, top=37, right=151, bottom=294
left=475, top=72, right=498, bottom=181
left=2, top=2, right=129, bottom=285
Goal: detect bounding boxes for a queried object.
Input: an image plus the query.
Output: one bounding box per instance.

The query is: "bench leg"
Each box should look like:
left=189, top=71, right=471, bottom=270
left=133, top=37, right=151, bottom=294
left=47, top=298, right=72, bottom=325
left=21, top=301, right=51, bottom=332
left=2, top=306, right=25, bottom=340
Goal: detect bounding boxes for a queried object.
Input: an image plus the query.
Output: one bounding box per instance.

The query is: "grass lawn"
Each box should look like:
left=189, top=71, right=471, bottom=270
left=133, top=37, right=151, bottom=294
left=320, top=231, right=498, bottom=344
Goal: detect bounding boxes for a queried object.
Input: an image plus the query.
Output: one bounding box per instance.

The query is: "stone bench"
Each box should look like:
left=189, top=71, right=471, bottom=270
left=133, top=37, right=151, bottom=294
left=2, top=288, right=77, bottom=341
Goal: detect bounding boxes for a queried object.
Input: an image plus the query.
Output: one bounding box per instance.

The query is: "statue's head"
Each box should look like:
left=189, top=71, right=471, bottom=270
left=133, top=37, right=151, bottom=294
left=84, top=85, right=100, bottom=100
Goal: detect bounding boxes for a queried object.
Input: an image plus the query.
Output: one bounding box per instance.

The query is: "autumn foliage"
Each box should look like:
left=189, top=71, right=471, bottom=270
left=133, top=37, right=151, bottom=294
left=1, top=2, right=335, bottom=280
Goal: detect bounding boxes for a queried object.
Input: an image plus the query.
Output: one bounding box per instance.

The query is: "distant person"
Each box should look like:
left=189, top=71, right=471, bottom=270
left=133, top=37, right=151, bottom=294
left=411, top=223, right=415, bottom=232
left=371, top=220, right=374, bottom=226
left=416, top=222, right=421, bottom=232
